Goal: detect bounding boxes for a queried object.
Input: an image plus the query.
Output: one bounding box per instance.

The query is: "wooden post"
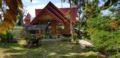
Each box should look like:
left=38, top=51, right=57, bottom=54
left=69, top=0, right=74, bottom=43
left=51, top=21, right=57, bottom=36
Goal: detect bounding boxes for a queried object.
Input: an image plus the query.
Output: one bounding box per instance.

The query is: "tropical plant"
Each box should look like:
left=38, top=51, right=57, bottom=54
left=0, top=31, right=15, bottom=42
left=0, top=0, right=23, bottom=35
left=86, top=16, right=120, bottom=57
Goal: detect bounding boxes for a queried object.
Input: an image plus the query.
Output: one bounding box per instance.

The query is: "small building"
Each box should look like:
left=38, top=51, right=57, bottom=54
left=24, top=2, right=77, bottom=37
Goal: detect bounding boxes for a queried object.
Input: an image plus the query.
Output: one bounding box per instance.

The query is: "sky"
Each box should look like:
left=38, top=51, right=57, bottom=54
left=98, top=0, right=112, bottom=16
left=22, top=0, right=70, bottom=17
left=22, top=0, right=112, bottom=18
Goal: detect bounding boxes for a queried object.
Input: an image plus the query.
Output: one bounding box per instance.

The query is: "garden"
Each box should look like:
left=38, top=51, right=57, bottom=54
left=0, top=0, right=120, bottom=58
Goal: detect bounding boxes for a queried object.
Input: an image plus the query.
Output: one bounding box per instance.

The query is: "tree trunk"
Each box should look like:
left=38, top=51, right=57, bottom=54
left=69, top=0, right=73, bottom=42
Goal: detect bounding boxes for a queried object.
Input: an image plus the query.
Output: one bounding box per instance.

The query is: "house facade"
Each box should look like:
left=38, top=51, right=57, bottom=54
left=24, top=2, right=77, bottom=37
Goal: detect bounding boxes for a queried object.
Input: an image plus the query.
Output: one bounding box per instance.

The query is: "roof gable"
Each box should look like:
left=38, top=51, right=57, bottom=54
left=31, top=2, right=77, bottom=25
left=31, top=8, right=63, bottom=24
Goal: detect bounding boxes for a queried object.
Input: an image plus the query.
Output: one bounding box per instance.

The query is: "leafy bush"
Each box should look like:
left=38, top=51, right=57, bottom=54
left=91, top=30, right=120, bottom=54
left=86, top=16, right=120, bottom=57
left=0, top=31, right=15, bottom=42
left=108, top=53, right=120, bottom=58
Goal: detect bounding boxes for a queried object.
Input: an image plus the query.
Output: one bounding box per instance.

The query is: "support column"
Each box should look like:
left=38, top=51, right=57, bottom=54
left=64, top=23, right=70, bottom=35
left=51, top=21, right=57, bottom=36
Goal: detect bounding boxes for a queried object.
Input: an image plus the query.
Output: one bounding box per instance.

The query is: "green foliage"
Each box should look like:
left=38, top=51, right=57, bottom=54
left=91, top=30, right=120, bottom=52
left=108, top=53, right=120, bottom=58
left=0, top=0, right=2, bottom=7
left=87, top=16, right=112, bottom=31
left=17, top=15, right=23, bottom=26
left=0, top=31, right=15, bottom=42
left=86, top=16, right=120, bottom=56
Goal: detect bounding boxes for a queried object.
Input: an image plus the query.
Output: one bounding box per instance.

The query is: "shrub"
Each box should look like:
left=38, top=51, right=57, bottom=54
left=86, top=16, right=120, bottom=57
left=108, top=53, right=120, bottom=58
left=0, top=31, right=15, bottom=42
left=91, top=30, right=120, bottom=55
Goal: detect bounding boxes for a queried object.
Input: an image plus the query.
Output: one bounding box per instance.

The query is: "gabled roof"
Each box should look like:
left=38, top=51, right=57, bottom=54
left=35, top=8, right=77, bottom=24
left=32, top=7, right=63, bottom=24
left=31, top=2, right=77, bottom=25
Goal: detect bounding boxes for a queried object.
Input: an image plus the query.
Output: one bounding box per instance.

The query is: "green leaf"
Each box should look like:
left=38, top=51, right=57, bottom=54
left=0, top=0, right=2, bottom=7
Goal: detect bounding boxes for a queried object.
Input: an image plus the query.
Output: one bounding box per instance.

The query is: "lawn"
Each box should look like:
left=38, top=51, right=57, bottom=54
left=0, top=41, right=98, bottom=58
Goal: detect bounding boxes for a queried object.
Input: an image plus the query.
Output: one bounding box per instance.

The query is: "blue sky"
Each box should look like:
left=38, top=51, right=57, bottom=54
left=22, top=0, right=112, bottom=17
left=22, top=0, right=69, bottom=17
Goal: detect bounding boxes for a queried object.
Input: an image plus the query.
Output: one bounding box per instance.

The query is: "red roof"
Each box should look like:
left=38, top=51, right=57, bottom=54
left=24, top=13, right=31, bottom=21
left=31, top=2, right=77, bottom=25
left=60, top=8, right=77, bottom=24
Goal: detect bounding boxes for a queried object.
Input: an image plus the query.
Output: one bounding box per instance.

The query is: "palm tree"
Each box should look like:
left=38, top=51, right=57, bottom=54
left=0, top=0, right=23, bottom=35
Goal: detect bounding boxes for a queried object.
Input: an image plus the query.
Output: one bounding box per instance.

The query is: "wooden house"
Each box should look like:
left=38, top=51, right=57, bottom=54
left=24, top=2, right=77, bottom=37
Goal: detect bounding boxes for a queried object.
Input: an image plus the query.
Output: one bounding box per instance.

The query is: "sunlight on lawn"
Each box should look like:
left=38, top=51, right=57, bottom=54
left=0, top=48, right=7, bottom=58
left=0, top=42, right=97, bottom=58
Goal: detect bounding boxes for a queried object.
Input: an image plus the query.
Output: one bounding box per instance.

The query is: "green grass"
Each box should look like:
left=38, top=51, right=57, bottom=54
left=0, top=42, right=98, bottom=58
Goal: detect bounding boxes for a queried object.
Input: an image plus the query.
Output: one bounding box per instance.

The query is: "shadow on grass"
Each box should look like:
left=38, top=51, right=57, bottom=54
left=0, top=42, right=97, bottom=58
left=0, top=42, right=19, bottom=48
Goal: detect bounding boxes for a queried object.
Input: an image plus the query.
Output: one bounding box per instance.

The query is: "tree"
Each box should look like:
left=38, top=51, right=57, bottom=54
left=63, top=0, right=119, bottom=36
left=0, top=0, right=23, bottom=42
left=63, top=0, right=119, bottom=21
left=63, top=0, right=120, bottom=57
left=0, top=0, right=23, bottom=35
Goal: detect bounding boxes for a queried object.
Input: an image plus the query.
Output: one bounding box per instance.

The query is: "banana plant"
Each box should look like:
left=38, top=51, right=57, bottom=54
left=0, top=0, right=24, bottom=35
